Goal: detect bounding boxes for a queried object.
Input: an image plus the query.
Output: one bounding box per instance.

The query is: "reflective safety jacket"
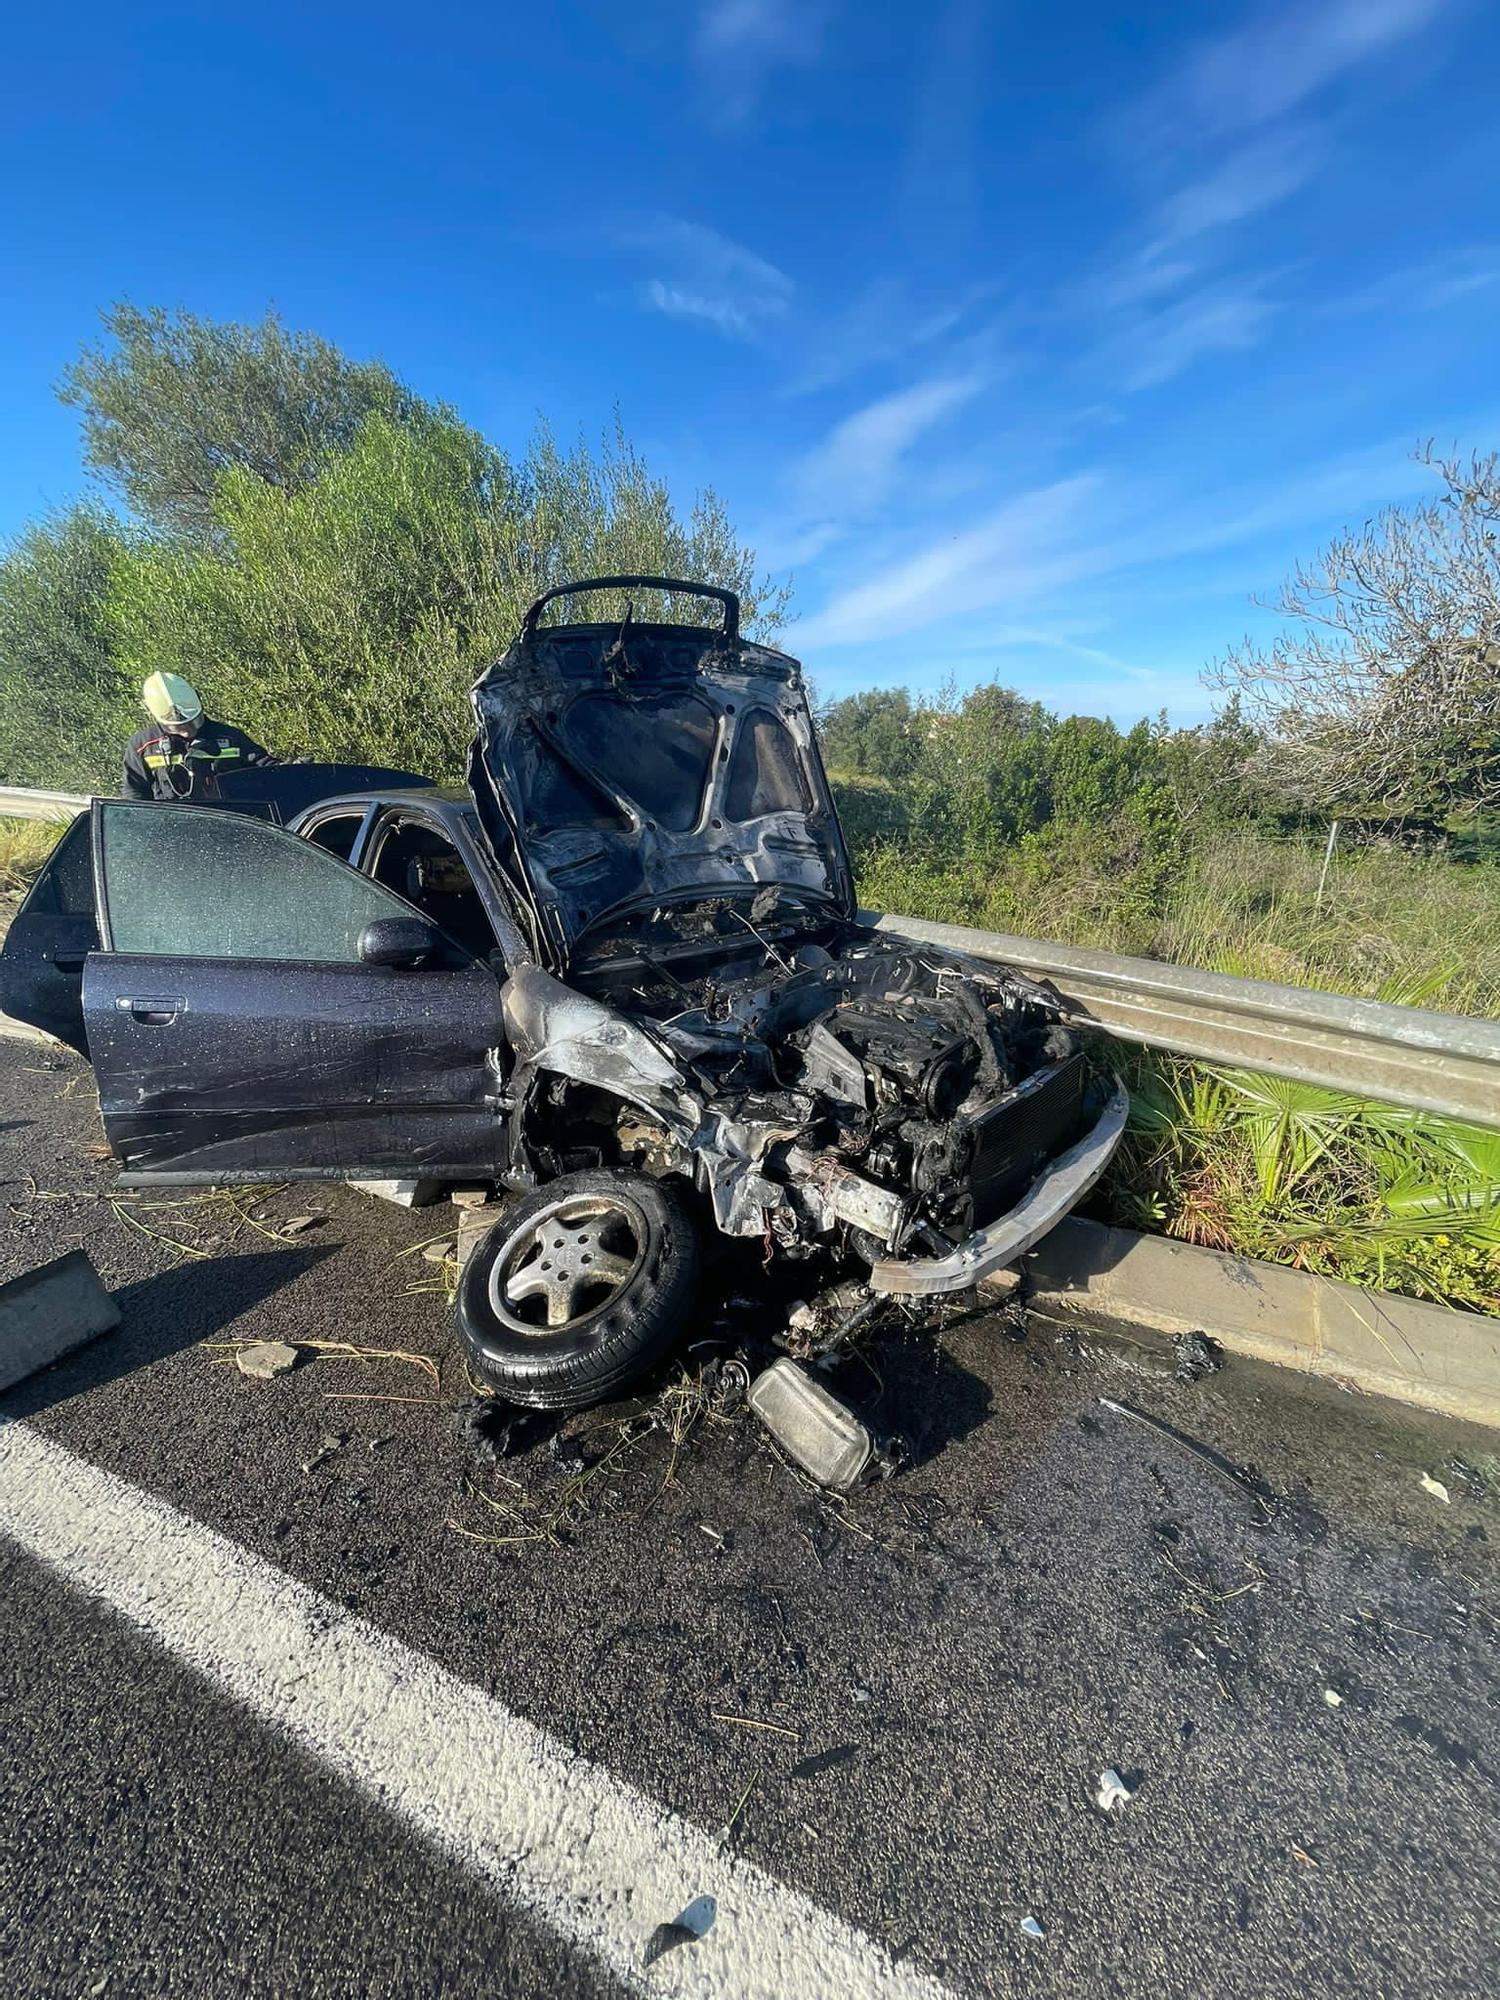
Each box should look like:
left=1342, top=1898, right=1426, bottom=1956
left=122, top=720, right=272, bottom=802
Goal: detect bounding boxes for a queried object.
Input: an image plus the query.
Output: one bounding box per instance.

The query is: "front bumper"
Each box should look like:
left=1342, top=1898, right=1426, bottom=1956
left=867, top=1080, right=1130, bottom=1298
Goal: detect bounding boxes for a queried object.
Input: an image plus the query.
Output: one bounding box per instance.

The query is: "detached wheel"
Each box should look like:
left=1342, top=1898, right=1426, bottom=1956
left=455, top=1168, right=702, bottom=1410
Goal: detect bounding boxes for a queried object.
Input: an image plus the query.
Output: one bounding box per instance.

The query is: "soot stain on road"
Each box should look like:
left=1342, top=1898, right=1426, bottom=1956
left=3, top=1046, right=1500, bottom=1999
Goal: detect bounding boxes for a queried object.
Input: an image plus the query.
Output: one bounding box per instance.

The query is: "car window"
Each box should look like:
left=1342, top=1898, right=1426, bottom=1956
left=98, top=803, right=422, bottom=961
left=17, top=811, right=95, bottom=917
left=303, top=810, right=365, bottom=861
left=367, top=815, right=499, bottom=960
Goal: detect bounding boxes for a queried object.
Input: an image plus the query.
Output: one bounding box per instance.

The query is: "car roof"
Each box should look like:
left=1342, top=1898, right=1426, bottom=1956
left=293, top=785, right=472, bottom=818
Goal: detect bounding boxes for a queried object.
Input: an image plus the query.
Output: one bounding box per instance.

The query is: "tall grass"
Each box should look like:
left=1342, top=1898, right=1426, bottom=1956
left=858, top=825, right=1500, bottom=1017
left=857, top=822, right=1500, bottom=1311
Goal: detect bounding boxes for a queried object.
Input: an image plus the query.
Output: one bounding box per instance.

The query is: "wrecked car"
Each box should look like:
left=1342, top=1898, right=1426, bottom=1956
left=1, top=577, right=1126, bottom=1451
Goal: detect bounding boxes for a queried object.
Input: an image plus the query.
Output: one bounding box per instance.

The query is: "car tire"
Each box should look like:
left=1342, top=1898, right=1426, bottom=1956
left=454, top=1168, right=702, bottom=1410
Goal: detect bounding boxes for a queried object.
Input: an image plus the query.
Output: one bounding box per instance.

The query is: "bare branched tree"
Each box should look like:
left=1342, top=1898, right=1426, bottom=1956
left=1209, top=447, right=1500, bottom=816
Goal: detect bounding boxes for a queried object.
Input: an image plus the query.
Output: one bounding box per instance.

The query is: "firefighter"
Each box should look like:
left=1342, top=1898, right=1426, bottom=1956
left=123, top=673, right=272, bottom=802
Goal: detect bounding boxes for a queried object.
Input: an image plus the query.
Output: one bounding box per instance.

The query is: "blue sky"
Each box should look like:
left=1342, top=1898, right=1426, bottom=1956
left=3, top=0, right=1497, bottom=722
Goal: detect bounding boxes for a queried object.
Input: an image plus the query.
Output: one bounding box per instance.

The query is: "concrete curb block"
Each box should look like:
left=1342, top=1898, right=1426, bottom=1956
left=0, top=1010, right=52, bottom=1046
left=1002, top=1217, right=1500, bottom=1430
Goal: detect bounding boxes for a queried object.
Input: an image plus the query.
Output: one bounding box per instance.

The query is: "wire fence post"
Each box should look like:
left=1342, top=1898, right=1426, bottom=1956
left=1315, top=818, right=1340, bottom=913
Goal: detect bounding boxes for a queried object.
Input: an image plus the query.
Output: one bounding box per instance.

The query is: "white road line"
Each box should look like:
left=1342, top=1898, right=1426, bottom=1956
left=0, top=1422, right=954, bottom=2000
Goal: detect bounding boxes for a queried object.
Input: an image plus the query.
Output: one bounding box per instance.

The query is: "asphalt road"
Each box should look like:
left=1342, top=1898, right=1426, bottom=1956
left=2, top=1039, right=1498, bottom=1998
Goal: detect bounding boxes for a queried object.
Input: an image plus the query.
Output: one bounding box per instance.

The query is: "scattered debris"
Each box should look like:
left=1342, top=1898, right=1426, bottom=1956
left=791, top=1744, right=858, bottom=1780
left=235, top=1339, right=298, bottom=1381
left=1289, top=1842, right=1318, bottom=1869
left=1019, top=1915, right=1046, bottom=1941
left=1420, top=1472, right=1451, bottom=1504
left=721, top=1770, right=759, bottom=1842
left=643, top=1895, right=716, bottom=1970
left=1446, top=1454, right=1500, bottom=1500
left=301, top=1431, right=347, bottom=1474
left=348, top=1177, right=443, bottom=1208
left=0, top=1249, right=119, bottom=1392
left=216, top=1337, right=440, bottom=1391
left=699, top=1521, right=729, bottom=1550
left=278, top=1214, right=323, bottom=1235
left=422, top=1239, right=457, bottom=1265
left=711, top=1710, right=800, bottom=1740
left=550, top=1431, right=590, bottom=1477
left=1323, top=1688, right=1344, bottom=1707
left=747, top=1357, right=878, bottom=1491
left=456, top=1200, right=507, bottom=1268
left=1173, top=1331, right=1224, bottom=1383
left=457, top=1396, right=546, bottom=1464
left=1098, top=1396, right=1274, bottom=1521
left=449, top=1186, right=493, bottom=1209
left=1094, top=1767, right=1134, bottom=1811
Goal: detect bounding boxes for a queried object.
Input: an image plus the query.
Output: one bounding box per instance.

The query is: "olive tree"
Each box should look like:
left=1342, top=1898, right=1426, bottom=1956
left=59, top=303, right=421, bottom=540
left=1209, top=447, right=1500, bottom=816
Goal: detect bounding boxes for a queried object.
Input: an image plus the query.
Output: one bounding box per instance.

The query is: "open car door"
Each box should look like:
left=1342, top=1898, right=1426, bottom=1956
left=0, top=811, right=97, bottom=1054
left=72, top=802, right=508, bottom=1184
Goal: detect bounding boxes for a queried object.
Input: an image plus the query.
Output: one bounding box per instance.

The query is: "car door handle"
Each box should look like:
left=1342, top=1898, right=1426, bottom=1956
left=116, top=995, right=185, bottom=1026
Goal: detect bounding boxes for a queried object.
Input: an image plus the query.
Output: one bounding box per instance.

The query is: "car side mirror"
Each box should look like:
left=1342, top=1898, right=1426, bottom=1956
left=358, top=917, right=438, bottom=968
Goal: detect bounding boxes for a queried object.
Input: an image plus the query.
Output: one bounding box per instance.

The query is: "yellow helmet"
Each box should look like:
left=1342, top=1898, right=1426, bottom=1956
left=142, top=671, right=203, bottom=727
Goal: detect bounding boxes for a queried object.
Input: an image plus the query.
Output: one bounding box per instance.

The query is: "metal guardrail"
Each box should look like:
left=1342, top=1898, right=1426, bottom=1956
left=0, top=784, right=89, bottom=822
left=3, top=789, right=1497, bottom=1130
left=866, top=911, right=1500, bottom=1133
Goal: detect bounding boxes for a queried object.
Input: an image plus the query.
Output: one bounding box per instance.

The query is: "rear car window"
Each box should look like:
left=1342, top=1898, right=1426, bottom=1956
left=99, top=804, right=418, bottom=962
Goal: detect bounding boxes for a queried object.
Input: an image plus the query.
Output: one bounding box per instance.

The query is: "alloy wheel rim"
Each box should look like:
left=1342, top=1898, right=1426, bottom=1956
left=488, top=1192, right=647, bottom=1334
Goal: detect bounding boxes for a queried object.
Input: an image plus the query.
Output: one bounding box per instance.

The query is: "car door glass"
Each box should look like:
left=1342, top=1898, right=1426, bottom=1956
left=303, top=811, right=365, bottom=861
left=98, top=803, right=427, bottom=961
left=13, top=810, right=95, bottom=917
left=368, top=818, right=499, bottom=959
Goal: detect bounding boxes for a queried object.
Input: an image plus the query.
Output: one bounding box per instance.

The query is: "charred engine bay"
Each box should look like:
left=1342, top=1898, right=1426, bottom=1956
left=562, top=906, right=1084, bottom=1254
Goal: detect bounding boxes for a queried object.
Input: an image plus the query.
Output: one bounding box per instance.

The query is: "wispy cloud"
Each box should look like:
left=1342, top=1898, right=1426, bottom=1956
left=1086, top=1, right=1454, bottom=390
left=1334, top=245, right=1500, bottom=315
left=784, top=277, right=1002, bottom=396
left=1130, top=0, right=1450, bottom=146
left=1146, top=129, right=1320, bottom=246
left=794, top=374, right=986, bottom=517
left=797, top=475, right=1102, bottom=647
left=623, top=217, right=793, bottom=338
left=694, top=0, right=825, bottom=126
left=1115, top=280, right=1280, bottom=390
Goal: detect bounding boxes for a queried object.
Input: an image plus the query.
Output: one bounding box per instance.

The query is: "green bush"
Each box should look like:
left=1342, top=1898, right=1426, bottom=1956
left=0, top=506, right=138, bottom=789
left=104, top=411, right=785, bottom=779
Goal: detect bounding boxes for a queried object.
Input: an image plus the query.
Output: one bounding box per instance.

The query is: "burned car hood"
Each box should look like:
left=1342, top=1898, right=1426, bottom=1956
left=468, top=611, right=854, bottom=965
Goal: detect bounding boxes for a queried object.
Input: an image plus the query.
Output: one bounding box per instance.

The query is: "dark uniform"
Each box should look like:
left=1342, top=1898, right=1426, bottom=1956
left=122, top=720, right=271, bottom=802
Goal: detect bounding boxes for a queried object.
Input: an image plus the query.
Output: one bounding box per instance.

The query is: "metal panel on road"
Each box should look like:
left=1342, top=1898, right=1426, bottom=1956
left=867, top=910, right=1500, bottom=1132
